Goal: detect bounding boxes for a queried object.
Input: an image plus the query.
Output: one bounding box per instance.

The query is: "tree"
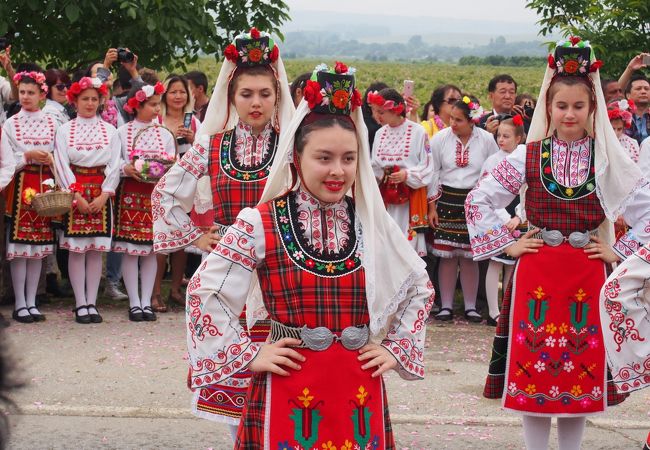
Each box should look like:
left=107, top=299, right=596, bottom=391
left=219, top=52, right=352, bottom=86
left=526, top=0, right=650, bottom=77
left=0, top=0, right=289, bottom=70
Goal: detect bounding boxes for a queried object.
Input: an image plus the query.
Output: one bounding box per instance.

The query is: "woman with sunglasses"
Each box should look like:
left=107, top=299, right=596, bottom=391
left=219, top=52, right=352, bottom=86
left=43, top=69, right=73, bottom=126
left=420, top=84, right=462, bottom=139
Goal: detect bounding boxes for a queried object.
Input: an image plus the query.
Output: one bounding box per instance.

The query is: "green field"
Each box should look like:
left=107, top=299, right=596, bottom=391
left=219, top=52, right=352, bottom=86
left=180, top=58, right=545, bottom=112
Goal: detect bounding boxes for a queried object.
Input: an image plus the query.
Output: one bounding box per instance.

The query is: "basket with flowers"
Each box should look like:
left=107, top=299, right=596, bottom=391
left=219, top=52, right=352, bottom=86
left=129, top=125, right=178, bottom=183
left=30, top=172, right=74, bottom=217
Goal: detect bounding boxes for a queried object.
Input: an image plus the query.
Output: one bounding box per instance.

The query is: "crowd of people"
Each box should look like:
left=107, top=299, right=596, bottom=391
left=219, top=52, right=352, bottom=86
left=0, top=29, right=650, bottom=449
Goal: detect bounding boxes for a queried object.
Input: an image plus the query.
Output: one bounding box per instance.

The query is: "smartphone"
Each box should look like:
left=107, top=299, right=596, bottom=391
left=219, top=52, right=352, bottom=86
left=183, top=112, right=193, bottom=129
left=403, top=79, right=414, bottom=98
left=643, top=55, right=650, bottom=66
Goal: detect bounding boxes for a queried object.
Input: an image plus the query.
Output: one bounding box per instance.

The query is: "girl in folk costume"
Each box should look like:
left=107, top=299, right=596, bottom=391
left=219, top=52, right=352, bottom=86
left=427, top=97, right=499, bottom=323
left=600, top=243, right=650, bottom=450
left=54, top=77, right=121, bottom=324
left=608, top=99, right=640, bottom=163
left=479, top=115, right=527, bottom=326
left=3, top=72, right=57, bottom=323
left=151, top=28, right=294, bottom=436
left=186, top=62, right=434, bottom=449
left=369, top=88, right=433, bottom=257
left=114, top=81, right=175, bottom=322
left=466, top=38, right=650, bottom=449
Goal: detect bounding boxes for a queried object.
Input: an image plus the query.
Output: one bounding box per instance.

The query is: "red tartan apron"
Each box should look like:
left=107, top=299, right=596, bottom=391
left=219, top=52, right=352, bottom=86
left=268, top=345, right=385, bottom=450
left=504, top=243, right=607, bottom=415
left=4, top=164, right=55, bottom=244
left=113, top=178, right=154, bottom=245
left=63, top=165, right=110, bottom=238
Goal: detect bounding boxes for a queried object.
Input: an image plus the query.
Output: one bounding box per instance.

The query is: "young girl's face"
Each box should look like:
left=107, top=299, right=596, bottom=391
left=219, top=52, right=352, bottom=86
left=549, top=84, right=591, bottom=141
left=136, top=95, right=161, bottom=121
left=497, top=123, right=521, bottom=153
left=610, top=118, right=625, bottom=139
left=232, top=73, right=276, bottom=132
left=370, top=105, right=401, bottom=126
left=19, top=82, right=46, bottom=112
left=75, top=89, right=100, bottom=119
left=449, top=106, right=473, bottom=137
left=297, top=124, right=358, bottom=204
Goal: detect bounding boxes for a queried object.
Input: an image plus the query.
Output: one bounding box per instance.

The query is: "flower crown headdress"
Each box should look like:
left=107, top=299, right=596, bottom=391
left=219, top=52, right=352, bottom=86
left=67, top=77, right=108, bottom=103
left=124, top=82, right=165, bottom=114
left=367, top=90, right=405, bottom=115
left=547, top=36, right=603, bottom=77
left=302, top=61, right=362, bottom=115
left=462, top=96, right=484, bottom=124
left=224, top=27, right=279, bottom=67
left=607, top=99, right=636, bottom=128
left=13, top=71, right=48, bottom=93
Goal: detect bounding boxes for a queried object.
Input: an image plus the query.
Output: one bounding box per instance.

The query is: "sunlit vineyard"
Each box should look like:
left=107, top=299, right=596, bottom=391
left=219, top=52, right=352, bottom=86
left=180, top=58, right=545, bottom=111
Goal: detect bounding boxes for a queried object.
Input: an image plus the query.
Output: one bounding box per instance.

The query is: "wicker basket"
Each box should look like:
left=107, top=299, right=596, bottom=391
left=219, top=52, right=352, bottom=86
left=32, top=164, right=73, bottom=217
left=131, top=124, right=177, bottom=184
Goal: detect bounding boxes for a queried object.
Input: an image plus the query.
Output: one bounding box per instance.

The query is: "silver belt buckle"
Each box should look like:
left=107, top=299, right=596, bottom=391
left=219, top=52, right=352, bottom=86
left=541, top=229, right=564, bottom=247
left=568, top=231, right=591, bottom=248
left=300, top=325, right=369, bottom=351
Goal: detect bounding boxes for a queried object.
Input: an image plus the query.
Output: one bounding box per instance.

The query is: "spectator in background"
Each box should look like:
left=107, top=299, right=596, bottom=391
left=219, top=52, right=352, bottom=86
left=479, top=74, right=531, bottom=136
left=624, top=74, right=650, bottom=144
left=0, top=45, right=18, bottom=126
left=514, top=93, right=536, bottom=134
left=608, top=99, right=641, bottom=163
left=184, top=70, right=209, bottom=121
left=421, top=84, right=461, bottom=139
left=289, top=71, right=310, bottom=107
left=43, top=69, right=72, bottom=126
left=602, top=78, right=624, bottom=103
left=420, top=100, right=434, bottom=122
left=362, top=81, right=389, bottom=151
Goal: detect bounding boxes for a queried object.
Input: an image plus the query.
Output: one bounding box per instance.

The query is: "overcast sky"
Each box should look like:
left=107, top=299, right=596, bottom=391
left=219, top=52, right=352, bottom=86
left=284, top=0, right=540, bottom=24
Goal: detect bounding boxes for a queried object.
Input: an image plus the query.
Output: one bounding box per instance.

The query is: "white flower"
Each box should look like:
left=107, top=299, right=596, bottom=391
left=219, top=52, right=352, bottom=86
left=534, top=361, right=546, bottom=372
left=141, top=85, right=155, bottom=98
left=347, top=67, right=357, bottom=75
left=591, top=386, right=602, bottom=397
left=314, top=63, right=329, bottom=72
left=549, top=386, right=560, bottom=397
left=41, top=178, right=56, bottom=188
left=558, top=336, right=568, bottom=347
left=564, top=361, right=574, bottom=372
left=508, top=382, right=517, bottom=393
left=91, top=78, right=103, bottom=88
left=619, top=99, right=629, bottom=111
left=545, top=336, right=557, bottom=348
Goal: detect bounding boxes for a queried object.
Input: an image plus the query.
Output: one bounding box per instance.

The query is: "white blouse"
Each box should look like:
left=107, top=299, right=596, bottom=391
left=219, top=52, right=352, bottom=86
left=1, top=109, right=57, bottom=172
left=619, top=134, right=640, bottom=163
left=117, top=118, right=177, bottom=173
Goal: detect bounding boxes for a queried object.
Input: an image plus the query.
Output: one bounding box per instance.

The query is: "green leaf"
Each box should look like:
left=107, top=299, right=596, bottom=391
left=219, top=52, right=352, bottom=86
left=65, top=4, right=80, bottom=23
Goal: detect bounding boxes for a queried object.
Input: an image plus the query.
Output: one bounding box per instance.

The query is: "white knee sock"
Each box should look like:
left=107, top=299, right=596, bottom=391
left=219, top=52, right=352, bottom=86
left=10, top=258, right=28, bottom=316
left=438, top=257, right=459, bottom=310
left=522, top=415, right=552, bottom=450
left=122, top=254, right=141, bottom=309
left=85, top=251, right=103, bottom=307
left=485, top=260, right=503, bottom=318
left=68, top=252, right=88, bottom=312
left=25, top=259, right=42, bottom=313
left=139, top=253, right=157, bottom=309
left=557, top=416, right=586, bottom=450
left=459, top=257, right=479, bottom=311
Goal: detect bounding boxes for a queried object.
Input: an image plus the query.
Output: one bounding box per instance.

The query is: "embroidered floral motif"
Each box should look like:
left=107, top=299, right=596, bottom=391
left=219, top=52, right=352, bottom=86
left=219, top=129, right=276, bottom=182
left=492, top=158, right=524, bottom=194
left=455, top=139, right=469, bottom=168
left=541, top=137, right=595, bottom=200
left=469, top=225, right=515, bottom=259
left=613, top=231, right=642, bottom=260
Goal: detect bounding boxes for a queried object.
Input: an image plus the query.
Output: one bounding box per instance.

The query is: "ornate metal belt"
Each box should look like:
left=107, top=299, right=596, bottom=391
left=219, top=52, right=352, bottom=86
left=269, top=320, right=369, bottom=351
left=529, top=224, right=597, bottom=248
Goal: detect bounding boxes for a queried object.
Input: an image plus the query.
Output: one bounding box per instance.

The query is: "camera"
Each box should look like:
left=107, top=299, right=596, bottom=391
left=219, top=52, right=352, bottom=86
left=117, top=47, right=134, bottom=63
left=0, top=37, right=9, bottom=51
left=523, top=105, right=535, bottom=118
left=492, top=113, right=512, bottom=122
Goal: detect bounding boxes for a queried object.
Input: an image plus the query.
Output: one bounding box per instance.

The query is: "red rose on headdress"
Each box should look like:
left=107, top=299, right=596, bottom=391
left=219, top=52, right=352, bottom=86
left=303, top=80, right=323, bottom=109
left=224, top=44, right=239, bottom=63
left=512, top=114, right=524, bottom=126
left=127, top=97, right=140, bottom=111
left=135, top=90, right=147, bottom=102
left=564, top=59, right=579, bottom=74
left=69, top=83, right=82, bottom=96
left=250, top=27, right=261, bottom=39
left=248, top=47, right=263, bottom=63
left=569, top=36, right=581, bottom=46
left=589, top=59, right=603, bottom=73
left=334, top=61, right=348, bottom=74
left=332, top=89, right=350, bottom=109
left=269, top=44, right=279, bottom=62
left=351, top=88, right=362, bottom=110
left=153, top=81, right=165, bottom=95
left=548, top=54, right=555, bottom=69
left=98, top=84, right=109, bottom=97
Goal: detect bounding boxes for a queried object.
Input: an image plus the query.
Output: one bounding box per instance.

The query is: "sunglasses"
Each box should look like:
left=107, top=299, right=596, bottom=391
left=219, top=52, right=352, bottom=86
left=444, top=97, right=460, bottom=104
left=54, top=83, right=71, bottom=91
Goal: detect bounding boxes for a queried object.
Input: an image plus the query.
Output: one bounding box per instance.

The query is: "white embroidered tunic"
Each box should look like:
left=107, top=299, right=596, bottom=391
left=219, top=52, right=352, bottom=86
left=466, top=137, right=650, bottom=261
left=152, top=121, right=275, bottom=253
left=54, top=116, right=121, bottom=252
left=0, top=124, right=14, bottom=190
left=2, top=109, right=57, bottom=259
left=371, top=119, right=433, bottom=256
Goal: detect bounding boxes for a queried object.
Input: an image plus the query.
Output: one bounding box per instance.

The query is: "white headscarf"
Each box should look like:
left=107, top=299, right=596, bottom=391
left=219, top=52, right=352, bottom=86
left=194, top=29, right=295, bottom=213
left=525, top=38, right=645, bottom=222
left=245, top=64, right=429, bottom=338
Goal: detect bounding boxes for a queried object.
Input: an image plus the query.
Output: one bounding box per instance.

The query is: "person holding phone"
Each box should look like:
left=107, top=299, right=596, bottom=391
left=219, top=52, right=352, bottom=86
left=151, top=74, right=201, bottom=311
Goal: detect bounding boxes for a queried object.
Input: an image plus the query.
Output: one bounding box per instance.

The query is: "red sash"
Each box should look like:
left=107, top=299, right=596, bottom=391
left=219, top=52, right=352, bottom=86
left=268, top=344, right=385, bottom=449
left=113, top=178, right=154, bottom=244
left=63, top=165, right=110, bottom=237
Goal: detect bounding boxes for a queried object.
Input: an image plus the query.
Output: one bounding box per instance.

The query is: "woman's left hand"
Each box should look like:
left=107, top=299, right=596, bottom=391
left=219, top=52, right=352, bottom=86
left=88, top=192, right=109, bottom=214
left=177, top=126, right=195, bottom=144
left=358, top=344, right=398, bottom=378
left=584, top=235, right=620, bottom=263
left=388, top=169, right=407, bottom=184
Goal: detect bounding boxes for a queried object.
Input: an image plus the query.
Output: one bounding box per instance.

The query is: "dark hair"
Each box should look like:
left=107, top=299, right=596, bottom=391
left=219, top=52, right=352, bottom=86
left=227, top=65, right=276, bottom=100
left=547, top=76, right=595, bottom=108
left=488, top=74, right=517, bottom=93
left=184, top=70, right=208, bottom=93
left=44, top=69, right=70, bottom=100
left=290, top=72, right=311, bottom=104
left=162, top=74, right=190, bottom=110
left=117, top=65, right=135, bottom=91
left=626, top=73, right=650, bottom=95
left=515, top=93, right=536, bottom=107
left=452, top=100, right=472, bottom=121
left=430, top=84, right=461, bottom=115
left=295, top=115, right=357, bottom=155
left=82, top=60, right=102, bottom=78
left=377, top=88, right=406, bottom=117
left=420, top=101, right=432, bottom=121
left=139, top=68, right=159, bottom=86
left=16, top=62, right=43, bottom=73
left=498, top=117, right=526, bottom=140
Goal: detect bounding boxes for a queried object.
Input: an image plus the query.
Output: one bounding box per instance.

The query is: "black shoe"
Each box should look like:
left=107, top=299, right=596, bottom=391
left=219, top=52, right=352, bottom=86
left=464, top=308, right=483, bottom=323
left=129, top=306, right=143, bottom=322
left=87, top=305, right=103, bottom=324
left=434, top=307, right=454, bottom=321
left=142, top=306, right=157, bottom=322
left=12, top=307, right=34, bottom=324
left=27, top=307, right=46, bottom=322
left=73, top=306, right=91, bottom=324
left=487, top=314, right=499, bottom=327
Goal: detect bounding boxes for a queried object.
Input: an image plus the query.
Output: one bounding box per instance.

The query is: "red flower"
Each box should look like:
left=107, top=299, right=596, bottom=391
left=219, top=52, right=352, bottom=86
left=69, top=83, right=82, bottom=96
left=569, top=36, right=581, bottom=46
left=548, top=54, right=555, bottom=68
left=224, top=44, right=239, bottom=63
left=589, top=59, right=603, bottom=73
left=127, top=97, right=140, bottom=111
left=98, top=84, right=109, bottom=97
left=543, top=166, right=552, bottom=174
left=269, top=44, right=279, bottom=62
left=564, top=59, right=579, bottom=74
left=250, top=27, right=260, bottom=39
left=351, top=89, right=362, bottom=110
left=512, top=114, right=524, bottom=126
left=303, top=80, right=323, bottom=109
left=331, top=89, right=349, bottom=109
left=345, top=259, right=355, bottom=269
left=248, top=47, right=263, bottom=62
left=334, top=61, right=348, bottom=74
left=153, top=82, right=165, bottom=95
left=69, top=182, right=83, bottom=193
left=305, top=259, right=315, bottom=268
